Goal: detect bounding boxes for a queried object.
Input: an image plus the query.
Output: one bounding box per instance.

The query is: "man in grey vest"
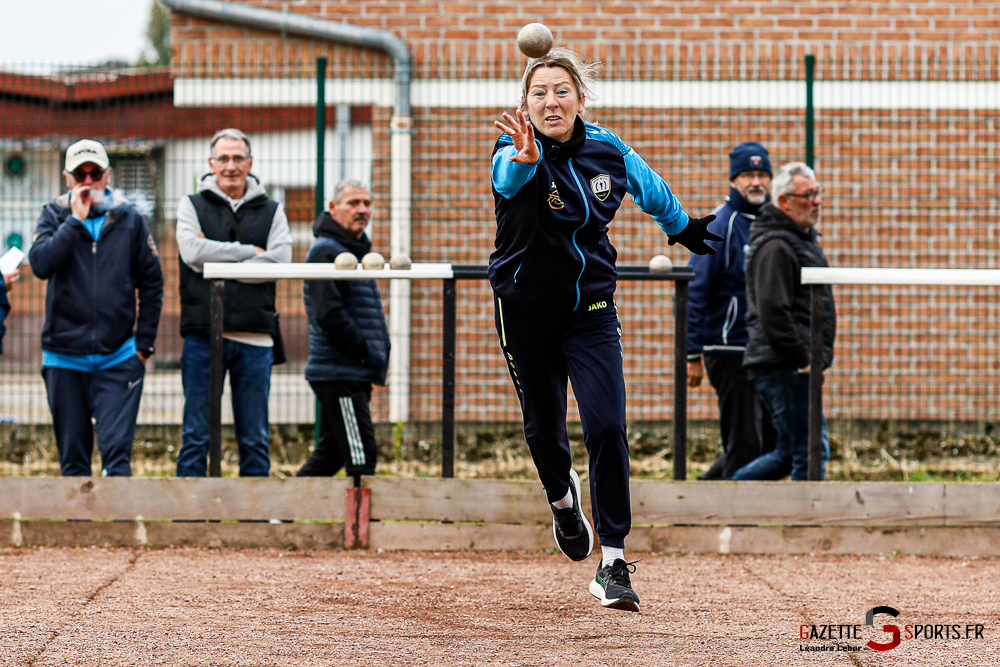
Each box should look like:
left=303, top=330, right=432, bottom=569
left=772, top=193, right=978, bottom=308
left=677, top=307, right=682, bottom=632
left=175, top=128, right=292, bottom=477
left=296, top=180, right=389, bottom=480
left=733, top=162, right=835, bottom=481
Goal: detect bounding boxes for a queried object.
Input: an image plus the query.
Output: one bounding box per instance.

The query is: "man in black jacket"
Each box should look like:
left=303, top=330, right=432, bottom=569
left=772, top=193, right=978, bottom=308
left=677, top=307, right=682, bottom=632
left=174, top=129, right=292, bottom=477
left=29, top=139, right=163, bottom=476
left=733, top=162, right=835, bottom=481
left=296, top=179, right=390, bottom=479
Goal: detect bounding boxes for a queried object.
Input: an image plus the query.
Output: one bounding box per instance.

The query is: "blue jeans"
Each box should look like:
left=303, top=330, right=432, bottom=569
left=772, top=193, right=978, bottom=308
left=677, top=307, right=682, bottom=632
left=176, top=335, right=273, bottom=477
left=730, top=370, right=829, bottom=481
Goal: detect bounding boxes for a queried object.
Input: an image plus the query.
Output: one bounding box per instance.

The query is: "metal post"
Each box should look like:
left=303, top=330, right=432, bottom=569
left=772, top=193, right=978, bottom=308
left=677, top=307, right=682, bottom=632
left=441, top=279, right=456, bottom=478
left=808, top=284, right=825, bottom=481
left=314, top=56, right=327, bottom=451
left=673, top=277, right=689, bottom=481
left=805, top=54, right=815, bottom=169
left=315, top=56, right=327, bottom=217
left=208, top=279, right=225, bottom=477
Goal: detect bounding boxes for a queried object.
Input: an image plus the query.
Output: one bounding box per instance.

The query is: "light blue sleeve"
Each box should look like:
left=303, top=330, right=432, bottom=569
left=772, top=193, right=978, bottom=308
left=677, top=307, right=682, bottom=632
left=624, top=148, right=689, bottom=236
left=491, top=138, right=543, bottom=199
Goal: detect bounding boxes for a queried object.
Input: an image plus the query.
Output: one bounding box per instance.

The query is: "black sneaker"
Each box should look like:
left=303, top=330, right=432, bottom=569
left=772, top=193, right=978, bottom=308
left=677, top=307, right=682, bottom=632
left=550, top=469, right=594, bottom=562
left=589, top=559, right=641, bottom=612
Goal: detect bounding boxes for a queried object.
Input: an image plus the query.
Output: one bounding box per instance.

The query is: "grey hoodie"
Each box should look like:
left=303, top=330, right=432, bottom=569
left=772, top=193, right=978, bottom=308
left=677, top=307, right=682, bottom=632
left=176, top=173, right=292, bottom=273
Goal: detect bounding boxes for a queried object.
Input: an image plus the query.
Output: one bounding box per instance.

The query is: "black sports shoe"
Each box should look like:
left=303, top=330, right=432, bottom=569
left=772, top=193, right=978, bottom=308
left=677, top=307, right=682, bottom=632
left=590, top=558, right=641, bottom=612
left=550, top=469, right=594, bottom=562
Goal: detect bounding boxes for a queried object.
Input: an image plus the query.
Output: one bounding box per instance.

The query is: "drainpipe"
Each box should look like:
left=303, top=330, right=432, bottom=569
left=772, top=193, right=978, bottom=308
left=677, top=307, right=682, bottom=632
left=162, top=0, right=413, bottom=423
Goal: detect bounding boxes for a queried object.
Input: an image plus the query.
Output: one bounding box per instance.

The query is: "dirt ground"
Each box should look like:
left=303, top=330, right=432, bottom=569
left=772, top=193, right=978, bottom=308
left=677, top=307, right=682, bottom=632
left=1, top=548, right=997, bottom=666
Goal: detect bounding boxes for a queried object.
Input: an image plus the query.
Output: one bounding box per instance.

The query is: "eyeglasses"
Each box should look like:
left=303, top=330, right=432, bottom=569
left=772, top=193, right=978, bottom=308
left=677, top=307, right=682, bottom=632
left=786, top=187, right=825, bottom=202
left=70, top=166, right=105, bottom=181
left=212, top=155, right=248, bottom=166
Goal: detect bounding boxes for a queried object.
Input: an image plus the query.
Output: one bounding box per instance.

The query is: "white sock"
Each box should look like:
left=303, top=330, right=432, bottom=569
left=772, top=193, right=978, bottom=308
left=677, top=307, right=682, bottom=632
left=551, top=487, right=573, bottom=510
left=602, top=546, right=625, bottom=567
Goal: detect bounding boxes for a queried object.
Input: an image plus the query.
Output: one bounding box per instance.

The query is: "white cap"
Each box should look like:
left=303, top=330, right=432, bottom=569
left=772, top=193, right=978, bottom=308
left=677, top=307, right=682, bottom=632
left=65, top=139, right=110, bottom=172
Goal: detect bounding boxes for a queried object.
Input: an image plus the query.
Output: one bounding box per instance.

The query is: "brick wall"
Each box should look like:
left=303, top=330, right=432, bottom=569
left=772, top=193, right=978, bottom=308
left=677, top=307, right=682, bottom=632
left=168, top=1, right=1000, bottom=424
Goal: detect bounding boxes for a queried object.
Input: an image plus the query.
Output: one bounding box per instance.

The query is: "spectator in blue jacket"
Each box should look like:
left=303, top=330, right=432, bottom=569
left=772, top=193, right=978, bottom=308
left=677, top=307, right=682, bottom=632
left=491, top=48, right=721, bottom=613
left=296, top=180, right=390, bottom=479
left=0, top=265, right=16, bottom=354
left=687, top=142, right=777, bottom=480
left=29, top=140, right=163, bottom=476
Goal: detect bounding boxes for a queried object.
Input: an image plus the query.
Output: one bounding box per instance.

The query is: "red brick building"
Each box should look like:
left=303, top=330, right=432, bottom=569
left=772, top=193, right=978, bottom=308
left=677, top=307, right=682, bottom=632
left=161, top=1, right=1000, bottom=428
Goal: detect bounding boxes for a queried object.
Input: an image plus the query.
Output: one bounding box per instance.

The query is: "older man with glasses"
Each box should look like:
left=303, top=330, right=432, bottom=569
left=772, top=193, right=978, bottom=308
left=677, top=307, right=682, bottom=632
left=732, top=162, right=836, bottom=481
left=174, top=128, right=292, bottom=478
left=29, top=139, right=164, bottom=476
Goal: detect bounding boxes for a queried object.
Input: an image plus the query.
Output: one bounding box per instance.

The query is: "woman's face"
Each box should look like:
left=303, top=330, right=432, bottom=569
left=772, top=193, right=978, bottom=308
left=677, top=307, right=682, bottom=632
left=524, top=66, right=584, bottom=143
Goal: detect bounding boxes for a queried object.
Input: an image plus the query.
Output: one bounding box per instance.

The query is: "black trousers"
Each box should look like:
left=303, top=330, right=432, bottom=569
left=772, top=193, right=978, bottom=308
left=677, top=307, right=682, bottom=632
left=700, top=354, right=776, bottom=480
left=297, top=380, right=377, bottom=477
left=495, top=294, right=630, bottom=549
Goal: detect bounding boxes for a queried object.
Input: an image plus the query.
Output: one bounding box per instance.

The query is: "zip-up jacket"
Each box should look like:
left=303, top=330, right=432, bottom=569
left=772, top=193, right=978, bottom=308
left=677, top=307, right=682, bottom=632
left=490, top=117, right=689, bottom=312
left=29, top=190, right=163, bottom=356
left=743, top=203, right=836, bottom=377
left=303, top=212, right=390, bottom=385
left=687, top=188, right=765, bottom=359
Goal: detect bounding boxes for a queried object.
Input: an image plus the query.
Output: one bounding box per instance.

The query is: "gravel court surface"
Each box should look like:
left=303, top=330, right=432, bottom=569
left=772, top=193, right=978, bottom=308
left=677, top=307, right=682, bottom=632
left=1, top=548, right=996, bottom=666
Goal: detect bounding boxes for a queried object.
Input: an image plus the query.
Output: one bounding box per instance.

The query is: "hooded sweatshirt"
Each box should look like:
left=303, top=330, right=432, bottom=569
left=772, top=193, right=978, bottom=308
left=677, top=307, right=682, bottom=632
left=176, top=173, right=292, bottom=341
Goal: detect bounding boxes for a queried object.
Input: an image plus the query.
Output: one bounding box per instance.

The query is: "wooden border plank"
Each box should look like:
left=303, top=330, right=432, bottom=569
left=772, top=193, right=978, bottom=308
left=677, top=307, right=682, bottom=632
left=370, top=522, right=1000, bottom=557
left=0, top=478, right=349, bottom=521
left=941, top=483, right=1000, bottom=526
left=365, top=477, right=554, bottom=523
left=369, top=522, right=554, bottom=552
left=631, top=480, right=948, bottom=526
left=4, top=521, right=344, bottom=549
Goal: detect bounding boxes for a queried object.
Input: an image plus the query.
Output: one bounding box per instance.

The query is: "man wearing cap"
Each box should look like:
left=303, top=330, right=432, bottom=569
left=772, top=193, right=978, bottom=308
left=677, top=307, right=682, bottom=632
left=686, top=141, right=776, bottom=480
left=174, top=128, right=292, bottom=478
left=28, top=140, right=163, bottom=476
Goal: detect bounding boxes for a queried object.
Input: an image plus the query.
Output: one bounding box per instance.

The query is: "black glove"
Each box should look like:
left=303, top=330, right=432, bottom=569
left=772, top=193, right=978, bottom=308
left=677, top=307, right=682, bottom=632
left=667, top=214, right=722, bottom=255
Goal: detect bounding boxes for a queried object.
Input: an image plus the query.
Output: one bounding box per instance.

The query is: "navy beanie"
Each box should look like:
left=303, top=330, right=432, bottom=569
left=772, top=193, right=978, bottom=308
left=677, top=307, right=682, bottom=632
left=729, top=142, right=772, bottom=180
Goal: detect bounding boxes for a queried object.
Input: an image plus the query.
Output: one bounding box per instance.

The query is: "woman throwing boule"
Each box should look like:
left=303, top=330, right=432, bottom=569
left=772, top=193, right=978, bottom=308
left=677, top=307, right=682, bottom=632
left=489, top=48, right=721, bottom=613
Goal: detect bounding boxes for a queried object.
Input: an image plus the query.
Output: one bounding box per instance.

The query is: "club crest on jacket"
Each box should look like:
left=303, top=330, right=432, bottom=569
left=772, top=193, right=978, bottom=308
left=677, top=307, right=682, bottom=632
left=591, top=174, right=611, bottom=201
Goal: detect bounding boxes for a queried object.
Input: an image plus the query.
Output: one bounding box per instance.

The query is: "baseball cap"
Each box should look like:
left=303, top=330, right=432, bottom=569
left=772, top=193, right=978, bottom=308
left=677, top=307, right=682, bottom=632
left=65, top=139, right=110, bottom=172
left=729, top=141, right=772, bottom=180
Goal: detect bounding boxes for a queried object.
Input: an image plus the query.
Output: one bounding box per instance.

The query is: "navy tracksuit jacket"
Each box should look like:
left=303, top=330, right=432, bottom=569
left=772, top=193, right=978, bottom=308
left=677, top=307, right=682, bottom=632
left=686, top=188, right=762, bottom=360
left=490, top=117, right=688, bottom=547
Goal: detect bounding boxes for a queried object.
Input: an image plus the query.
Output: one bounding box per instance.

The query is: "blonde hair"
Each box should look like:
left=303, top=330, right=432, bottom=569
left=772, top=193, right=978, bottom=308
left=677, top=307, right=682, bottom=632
left=520, top=48, right=599, bottom=116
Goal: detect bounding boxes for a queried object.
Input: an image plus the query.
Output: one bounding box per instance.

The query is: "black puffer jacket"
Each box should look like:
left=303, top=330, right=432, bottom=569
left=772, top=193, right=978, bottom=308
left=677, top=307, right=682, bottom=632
left=743, top=203, right=836, bottom=377
left=303, top=212, right=390, bottom=385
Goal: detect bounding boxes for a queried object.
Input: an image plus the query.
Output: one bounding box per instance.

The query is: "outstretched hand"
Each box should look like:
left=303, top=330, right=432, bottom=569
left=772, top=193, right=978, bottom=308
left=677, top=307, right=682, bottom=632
left=494, top=109, right=539, bottom=164
left=668, top=214, right=722, bottom=255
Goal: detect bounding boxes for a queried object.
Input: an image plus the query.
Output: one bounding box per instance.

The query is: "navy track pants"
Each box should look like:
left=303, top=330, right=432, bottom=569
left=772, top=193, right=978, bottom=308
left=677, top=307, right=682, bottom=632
left=42, top=355, right=146, bottom=477
left=494, top=294, right=630, bottom=548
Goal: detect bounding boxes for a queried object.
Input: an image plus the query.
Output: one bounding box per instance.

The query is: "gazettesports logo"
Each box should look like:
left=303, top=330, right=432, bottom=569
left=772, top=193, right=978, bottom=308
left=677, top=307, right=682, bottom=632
left=799, top=606, right=985, bottom=654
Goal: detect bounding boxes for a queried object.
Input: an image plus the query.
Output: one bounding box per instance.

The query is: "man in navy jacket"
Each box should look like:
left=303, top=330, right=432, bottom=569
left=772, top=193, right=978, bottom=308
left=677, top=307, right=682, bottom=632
left=296, top=179, right=390, bottom=479
left=687, top=142, right=776, bottom=479
left=29, top=140, right=163, bottom=476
